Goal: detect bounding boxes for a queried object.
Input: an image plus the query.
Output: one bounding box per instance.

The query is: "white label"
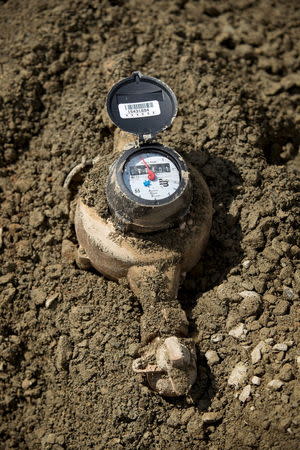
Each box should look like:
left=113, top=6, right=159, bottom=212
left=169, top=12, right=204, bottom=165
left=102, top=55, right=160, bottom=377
left=118, top=100, right=161, bottom=119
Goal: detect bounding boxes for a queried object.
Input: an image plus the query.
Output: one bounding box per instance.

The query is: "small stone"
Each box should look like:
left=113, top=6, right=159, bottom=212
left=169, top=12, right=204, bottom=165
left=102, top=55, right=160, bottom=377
left=238, top=291, right=261, bottom=318
left=283, top=288, right=295, bottom=300
left=211, top=333, right=223, bottom=343
left=45, top=293, right=59, bottom=309
left=202, top=412, right=222, bottom=424
left=242, top=260, right=251, bottom=269
left=29, top=210, right=44, bottom=228
left=267, top=379, right=284, bottom=390
left=239, top=384, right=251, bottom=403
left=273, top=300, right=289, bottom=316
left=296, top=356, right=300, bottom=369
left=244, top=230, right=265, bottom=249
left=207, top=123, right=220, bottom=140
left=229, top=323, right=246, bottom=339
left=279, top=364, right=294, bottom=382
left=205, top=350, right=220, bottom=365
left=228, top=362, right=248, bottom=388
left=22, top=378, right=35, bottom=389
left=251, top=342, right=266, bottom=364
left=273, top=343, right=288, bottom=352
left=30, top=288, right=47, bottom=306
left=55, top=335, right=73, bottom=370
left=0, top=273, right=14, bottom=285
left=251, top=376, right=261, bottom=386
left=127, top=343, right=140, bottom=357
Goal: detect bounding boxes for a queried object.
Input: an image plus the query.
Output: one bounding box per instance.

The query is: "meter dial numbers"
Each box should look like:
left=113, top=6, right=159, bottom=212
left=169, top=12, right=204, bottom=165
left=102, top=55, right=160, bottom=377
left=123, top=152, right=180, bottom=201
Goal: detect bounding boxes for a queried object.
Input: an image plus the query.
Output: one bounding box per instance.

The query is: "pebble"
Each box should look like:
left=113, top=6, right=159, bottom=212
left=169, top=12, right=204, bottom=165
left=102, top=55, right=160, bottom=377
left=251, top=342, right=266, bottom=364
left=273, top=343, right=288, bottom=352
left=205, top=350, right=220, bottom=365
left=273, top=300, right=289, bottom=316
left=228, top=362, right=248, bottom=388
left=239, top=384, right=251, bottom=403
left=55, top=335, right=73, bottom=370
left=267, top=379, right=284, bottom=390
left=45, top=293, right=59, bottom=309
left=279, top=363, right=294, bottom=382
left=202, top=412, right=222, bottom=424
left=30, top=288, right=47, bottom=306
left=211, top=333, right=223, bottom=343
left=242, top=260, right=251, bottom=269
left=29, top=209, right=44, bottom=228
left=22, top=378, right=35, bottom=389
left=238, top=291, right=261, bottom=318
left=229, top=323, right=246, bottom=339
left=251, top=376, right=261, bottom=385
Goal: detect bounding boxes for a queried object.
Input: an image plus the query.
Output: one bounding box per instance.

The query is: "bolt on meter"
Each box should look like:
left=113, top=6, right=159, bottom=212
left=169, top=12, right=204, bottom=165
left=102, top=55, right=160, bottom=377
left=106, top=71, right=192, bottom=233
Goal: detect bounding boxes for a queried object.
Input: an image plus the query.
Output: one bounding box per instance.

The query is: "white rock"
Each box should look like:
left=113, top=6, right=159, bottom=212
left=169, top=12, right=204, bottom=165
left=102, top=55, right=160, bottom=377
left=273, top=343, right=288, bottom=352
left=251, top=376, right=261, bottom=385
left=211, top=333, right=223, bottom=343
left=251, top=346, right=261, bottom=364
left=229, top=323, right=246, bottom=339
left=296, top=356, right=300, bottom=369
left=239, top=384, right=251, bottom=402
left=267, top=379, right=284, bottom=390
left=251, top=341, right=266, bottom=364
left=239, top=290, right=261, bottom=301
left=242, top=260, right=251, bottom=269
left=228, top=362, right=248, bottom=388
left=205, top=350, right=220, bottom=365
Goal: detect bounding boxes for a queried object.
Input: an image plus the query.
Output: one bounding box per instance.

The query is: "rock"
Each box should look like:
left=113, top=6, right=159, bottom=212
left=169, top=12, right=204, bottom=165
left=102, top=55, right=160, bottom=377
left=242, top=260, right=251, bottom=269
left=273, top=343, right=288, bottom=352
left=22, top=378, right=35, bottom=389
left=205, top=350, right=220, bottom=365
left=267, top=379, right=284, bottom=391
left=207, top=123, right=220, bottom=140
left=0, top=273, right=14, bottom=285
left=55, top=335, right=73, bottom=370
left=228, top=362, right=248, bottom=388
left=251, top=341, right=266, bottom=364
left=229, top=323, right=247, bottom=339
left=273, top=300, right=289, bottom=316
left=251, top=376, right=261, bottom=385
left=238, top=291, right=261, bottom=318
left=262, top=246, right=280, bottom=262
left=296, top=356, right=300, bottom=369
left=211, top=333, right=223, bottom=343
left=279, top=364, right=294, bottom=382
left=239, top=385, right=251, bottom=403
left=29, top=209, right=44, bottom=228
left=45, top=293, right=59, bottom=309
left=202, top=412, right=222, bottom=424
left=30, top=288, right=47, bottom=305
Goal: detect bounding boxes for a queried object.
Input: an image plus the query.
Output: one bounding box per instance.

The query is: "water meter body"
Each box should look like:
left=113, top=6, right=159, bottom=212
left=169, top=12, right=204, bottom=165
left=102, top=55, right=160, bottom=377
left=74, top=72, right=213, bottom=397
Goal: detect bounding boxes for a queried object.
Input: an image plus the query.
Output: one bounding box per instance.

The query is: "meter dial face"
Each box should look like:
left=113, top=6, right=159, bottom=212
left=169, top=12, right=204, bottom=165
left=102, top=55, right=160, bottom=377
left=123, top=151, right=181, bottom=201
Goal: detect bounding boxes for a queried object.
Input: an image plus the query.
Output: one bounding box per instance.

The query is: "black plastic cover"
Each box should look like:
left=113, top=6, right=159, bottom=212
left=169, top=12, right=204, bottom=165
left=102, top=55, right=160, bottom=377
left=106, top=72, right=177, bottom=140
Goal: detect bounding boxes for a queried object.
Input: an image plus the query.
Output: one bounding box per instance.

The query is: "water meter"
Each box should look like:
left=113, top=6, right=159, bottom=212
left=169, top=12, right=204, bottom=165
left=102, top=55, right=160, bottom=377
left=106, top=72, right=192, bottom=232
left=74, top=72, right=213, bottom=397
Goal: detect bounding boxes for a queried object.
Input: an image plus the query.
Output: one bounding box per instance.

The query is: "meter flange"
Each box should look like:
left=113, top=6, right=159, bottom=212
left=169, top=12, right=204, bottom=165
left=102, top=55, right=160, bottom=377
left=106, top=143, right=192, bottom=233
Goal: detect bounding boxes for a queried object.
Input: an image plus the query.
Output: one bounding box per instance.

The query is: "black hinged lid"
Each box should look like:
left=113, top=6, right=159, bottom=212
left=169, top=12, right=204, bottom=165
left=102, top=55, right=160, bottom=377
left=106, top=72, right=177, bottom=140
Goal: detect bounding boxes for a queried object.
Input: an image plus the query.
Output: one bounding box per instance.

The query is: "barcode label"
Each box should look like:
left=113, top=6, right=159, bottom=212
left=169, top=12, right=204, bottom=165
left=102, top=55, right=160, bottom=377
left=118, top=100, right=161, bottom=119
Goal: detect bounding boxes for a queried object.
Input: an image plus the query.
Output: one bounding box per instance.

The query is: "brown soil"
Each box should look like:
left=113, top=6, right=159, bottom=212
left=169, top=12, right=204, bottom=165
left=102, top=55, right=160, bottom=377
left=0, top=0, right=299, bottom=449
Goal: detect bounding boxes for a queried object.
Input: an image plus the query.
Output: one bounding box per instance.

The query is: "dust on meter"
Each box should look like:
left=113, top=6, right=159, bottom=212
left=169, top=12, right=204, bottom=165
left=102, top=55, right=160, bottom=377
left=106, top=72, right=192, bottom=233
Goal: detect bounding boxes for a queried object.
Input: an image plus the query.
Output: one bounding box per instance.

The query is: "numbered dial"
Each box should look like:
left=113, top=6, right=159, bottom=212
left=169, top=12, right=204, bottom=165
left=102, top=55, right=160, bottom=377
left=123, top=152, right=180, bottom=201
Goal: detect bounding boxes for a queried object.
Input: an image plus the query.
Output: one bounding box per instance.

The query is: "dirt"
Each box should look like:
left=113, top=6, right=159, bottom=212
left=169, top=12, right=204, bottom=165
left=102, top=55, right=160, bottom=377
left=0, top=0, right=299, bottom=448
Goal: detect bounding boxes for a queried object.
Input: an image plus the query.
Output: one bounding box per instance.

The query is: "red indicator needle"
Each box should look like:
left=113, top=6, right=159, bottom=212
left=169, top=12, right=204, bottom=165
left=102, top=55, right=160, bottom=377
left=141, top=158, right=156, bottom=181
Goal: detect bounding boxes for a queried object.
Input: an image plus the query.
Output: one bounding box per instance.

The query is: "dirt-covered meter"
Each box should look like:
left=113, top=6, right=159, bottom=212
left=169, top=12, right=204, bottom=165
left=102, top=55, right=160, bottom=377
left=106, top=72, right=192, bottom=232
left=74, top=71, right=213, bottom=398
